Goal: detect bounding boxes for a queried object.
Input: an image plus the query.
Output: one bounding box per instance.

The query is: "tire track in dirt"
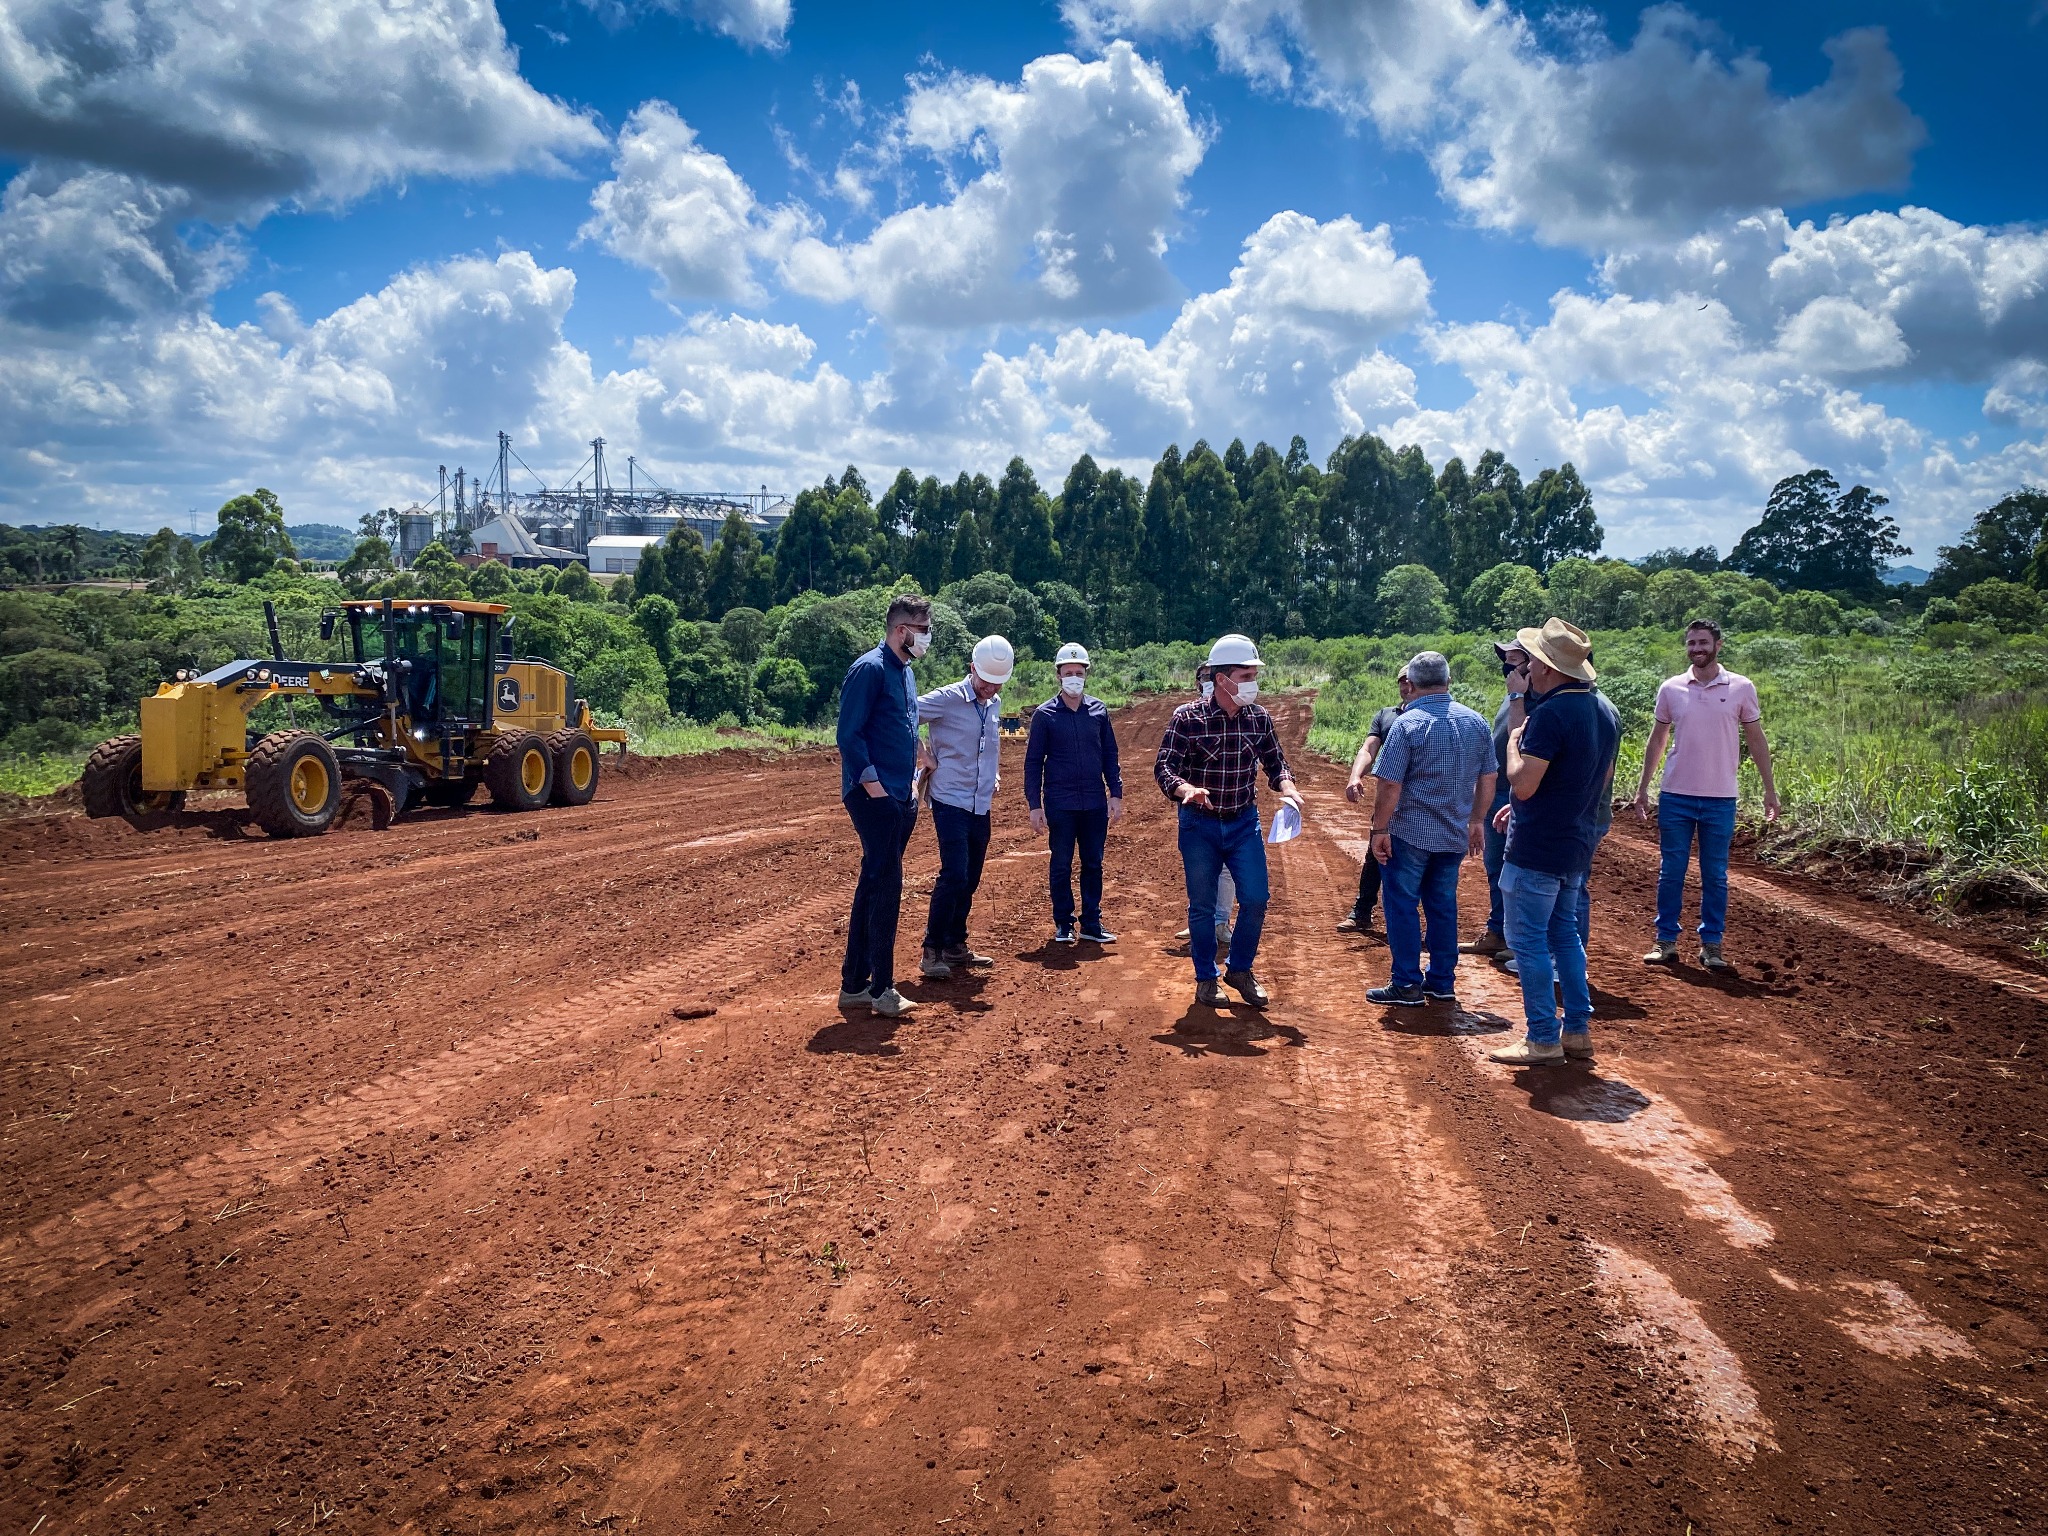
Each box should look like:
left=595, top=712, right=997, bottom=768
left=0, top=876, right=849, bottom=1305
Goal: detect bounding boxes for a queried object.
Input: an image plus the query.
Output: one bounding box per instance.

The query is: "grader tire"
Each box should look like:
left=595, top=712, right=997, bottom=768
left=81, top=734, right=186, bottom=821
left=246, top=730, right=343, bottom=838
left=546, top=728, right=599, bottom=807
left=485, top=732, right=553, bottom=811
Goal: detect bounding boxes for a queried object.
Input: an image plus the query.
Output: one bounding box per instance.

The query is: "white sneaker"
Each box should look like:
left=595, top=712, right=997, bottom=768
left=836, top=988, right=873, bottom=1010
left=870, top=988, right=918, bottom=1017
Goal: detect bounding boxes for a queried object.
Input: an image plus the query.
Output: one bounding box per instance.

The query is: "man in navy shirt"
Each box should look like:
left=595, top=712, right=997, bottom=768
left=834, top=594, right=931, bottom=1018
left=1489, top=618, right=1620, bottom=1067
left=1024, top=642, right=1124, bottom=945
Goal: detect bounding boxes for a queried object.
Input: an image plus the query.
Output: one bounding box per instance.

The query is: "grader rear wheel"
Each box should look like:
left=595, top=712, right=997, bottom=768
left=246, top=731, right=343, bottom=838
left=81, top=735, right=186, bottom=821
left=546, top=728, right=599, bottom=807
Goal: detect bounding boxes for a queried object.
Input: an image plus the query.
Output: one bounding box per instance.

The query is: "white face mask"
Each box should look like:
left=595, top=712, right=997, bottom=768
left=906, top=627, right=931, bottom=659
left=1234, top=680, right=1259, bottom=705
left=1060, top=675, right=1085, bottom=697
left=1199, top=681, right=1214, bottom=701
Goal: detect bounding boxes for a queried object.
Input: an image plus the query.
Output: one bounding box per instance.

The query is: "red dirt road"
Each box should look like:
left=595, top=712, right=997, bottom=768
left=3, top=696, right=2044, bottom=1534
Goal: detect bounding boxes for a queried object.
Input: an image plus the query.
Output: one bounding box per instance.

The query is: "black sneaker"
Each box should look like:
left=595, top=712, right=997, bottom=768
left=1422, top=984, right=1457, bottom=1002
left=1079, top=923, right=1117, bottom=943
left=1053, top=923, right=1077, bottom=945
left=1368, top=983, right=1426, bottom=1008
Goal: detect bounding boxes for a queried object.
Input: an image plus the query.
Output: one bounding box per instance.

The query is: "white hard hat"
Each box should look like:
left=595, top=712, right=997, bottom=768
left=1055, top=642, right=1091, bottom=668
left=971, top=634, right=1015, bottom=685
left=1207, top=633, right=1261, bottom=668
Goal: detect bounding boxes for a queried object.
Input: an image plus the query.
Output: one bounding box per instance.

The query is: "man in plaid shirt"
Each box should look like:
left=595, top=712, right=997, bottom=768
left=1155, top=634, right=1303, bottom=1009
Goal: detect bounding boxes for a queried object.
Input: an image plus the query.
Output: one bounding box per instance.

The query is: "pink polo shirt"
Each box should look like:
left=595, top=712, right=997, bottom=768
left=1654, top=668, right=1761, bottom=799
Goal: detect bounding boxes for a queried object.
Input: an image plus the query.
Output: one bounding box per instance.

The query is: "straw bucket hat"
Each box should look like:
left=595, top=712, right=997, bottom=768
left=1514, top=617, right=1596, bottom=682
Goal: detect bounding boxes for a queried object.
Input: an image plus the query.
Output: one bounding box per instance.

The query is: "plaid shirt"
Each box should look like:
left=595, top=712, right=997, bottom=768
left=1154, top=698, right=1292, bottom=817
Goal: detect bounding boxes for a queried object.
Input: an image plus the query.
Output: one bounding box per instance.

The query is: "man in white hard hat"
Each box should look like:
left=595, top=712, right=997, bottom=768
left=1154, top=633, right=1302, bottom=1009
left=1024, top=641, right=1124, bottom=944
left=914, top=634, right=1013, bottom=979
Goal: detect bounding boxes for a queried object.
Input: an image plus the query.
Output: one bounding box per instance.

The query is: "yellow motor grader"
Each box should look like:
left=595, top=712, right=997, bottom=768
left=81, top=599, right=626, bottom=837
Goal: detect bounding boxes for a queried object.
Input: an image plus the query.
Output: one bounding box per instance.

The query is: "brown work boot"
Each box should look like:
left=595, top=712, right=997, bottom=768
left=942, top=944, right=993, bottom=967
left=1458, top=930, right=1508, bottom=956
left=1222, top=969, right=1270, bottom=1008
left=1488, top=1037, right=1566, bottom=1066
left=1642, top=940, right=1679, bottom=965
left=918, top=947, right=953, bottom=980
left=1194, top=978, right=1228, bottom=1008
left=1561, top=1031, right=1595, bottom=1060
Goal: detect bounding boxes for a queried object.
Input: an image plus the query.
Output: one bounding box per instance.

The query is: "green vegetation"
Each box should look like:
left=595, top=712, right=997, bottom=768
left=1303, top=626, right=2048, bottom=903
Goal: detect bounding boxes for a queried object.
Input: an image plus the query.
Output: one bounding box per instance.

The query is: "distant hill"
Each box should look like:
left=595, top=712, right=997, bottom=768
left=285, top=524, right=355, bottom=561
left=1885, top=564, right=1930, bottom=587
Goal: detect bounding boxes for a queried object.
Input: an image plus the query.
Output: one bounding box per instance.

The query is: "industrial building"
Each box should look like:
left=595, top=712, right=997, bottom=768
left=393, top=433, right=788, bottom=569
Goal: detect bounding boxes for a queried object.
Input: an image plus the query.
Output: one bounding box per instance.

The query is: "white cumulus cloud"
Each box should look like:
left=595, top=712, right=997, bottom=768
left=782, top=41, right=1207, bottom=326
left=580, top=102, right=808, bottom=304
left=1066, top=0, right=1922, bottom=246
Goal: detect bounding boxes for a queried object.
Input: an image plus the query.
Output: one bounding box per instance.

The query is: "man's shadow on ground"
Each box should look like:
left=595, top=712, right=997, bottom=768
left=1152, top=1005, right=1307, bottom=1058
left=805, top=1014, right=904, bottom=1056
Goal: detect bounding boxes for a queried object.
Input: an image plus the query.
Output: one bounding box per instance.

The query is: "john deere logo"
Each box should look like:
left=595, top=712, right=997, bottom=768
left=497, top=678, right=522, bottom=711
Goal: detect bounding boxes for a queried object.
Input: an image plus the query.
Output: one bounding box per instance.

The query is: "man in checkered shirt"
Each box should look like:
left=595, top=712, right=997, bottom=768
left=1154, top=634, right=1303, bottom=1010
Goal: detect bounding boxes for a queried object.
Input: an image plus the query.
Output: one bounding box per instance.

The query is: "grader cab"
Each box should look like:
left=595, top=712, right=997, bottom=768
left=81, top=599, right=627, bottom=837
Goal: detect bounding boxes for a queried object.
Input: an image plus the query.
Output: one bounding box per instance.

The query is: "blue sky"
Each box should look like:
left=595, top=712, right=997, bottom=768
left=1, top=0, right=2043, bottom=558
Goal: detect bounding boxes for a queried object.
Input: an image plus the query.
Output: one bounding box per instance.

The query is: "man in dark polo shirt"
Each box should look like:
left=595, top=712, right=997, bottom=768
left=1488, top=618, right=1619, bottom=1067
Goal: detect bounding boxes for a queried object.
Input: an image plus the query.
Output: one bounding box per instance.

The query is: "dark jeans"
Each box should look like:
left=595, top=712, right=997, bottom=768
left=1046, top=806, right=1109, bottom=927
left=1481, top=789, right=1509, bottom=936
left=1178, top=804, right=1269, bottom=980
left=1381, top=836, right=1464, bottom=991
left=924, top=799, right=990, bottom=950
left=842, top=790, right=918, bottom=996
left=1351, top=846, right=1381, bottom=919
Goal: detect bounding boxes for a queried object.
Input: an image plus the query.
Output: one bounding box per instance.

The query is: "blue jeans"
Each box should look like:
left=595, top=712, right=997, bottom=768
left=842, top=790, right=918, bottom=995
left=1656, top=794, right=1737, bottom=944
left=1500, top=861, right=1590, bottom=1045
left=1381, top=836, right=1464, bottom=991
left=1577, top=829, right=1607, bottom=948
left=1178, top=805, right=1269, bottom=980
left=924, top=799, right=990, bottom=950
left=1046, top=806, right=1109, bottom=927
left=1481, top=789, right=1509, bottom=936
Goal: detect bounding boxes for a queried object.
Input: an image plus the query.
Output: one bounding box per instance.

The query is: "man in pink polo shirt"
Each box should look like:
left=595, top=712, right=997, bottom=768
left=1631, top=618, right=1780, bottom=971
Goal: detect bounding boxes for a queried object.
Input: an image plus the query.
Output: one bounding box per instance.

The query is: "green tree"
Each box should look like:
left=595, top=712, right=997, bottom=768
left=467, top=559, right=514, bottom=599
left=1521, top=464, right=1602, bottom=571
left=339, top=537, right=398, bottom=594
left=754, top=656, right=814, bottom=726
left=1176, top=443, right=1239, bottom=640
left=1233, top=458, right=1301, bottom=639
left=1643, top=568, right=1715, bottom=628
left=1461, top=562, right=1539, bottom=629
left=1730, top=470, right=1908, bottom=597
left=0, top=648, right=108, bottom=727
left=632, top=594, right=681, bottom=671
left=553, top=562, right=602, bottom=603
left=720, top=606, right=770, bottom=666
left=904, top=475, right=955, bottom=595
left=409, top=541, right=470, bottom=599
left=1776, top=589, right=1846, bottom=635
left=1376, top=564, right=1452, bottom=634
left=990, top=457, right=1059, bottom=587
left=1956, top=579, right=2043, bottom=633
left=212, top=489, right=296, bottom=582
left=1034, top=580, right=1092, bottom=649
left=656, top=525, right=710, bottom=619
left=1491, top=567, right=1549, bottom=632
left=771, top=488, right=835, bottom=601
left=1929, top=489, right=2048, bottom=596
left=1443, top=452, right=1521, bottom=594
left=775, top=596, right=872, bottom=714
left=948, top=509, right=989, bottom=582
left=705, top=511, right=767, bottom=616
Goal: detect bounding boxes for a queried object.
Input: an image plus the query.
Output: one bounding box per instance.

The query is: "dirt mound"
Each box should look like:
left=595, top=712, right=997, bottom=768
left=3, top=700, right=2044, bottom=1533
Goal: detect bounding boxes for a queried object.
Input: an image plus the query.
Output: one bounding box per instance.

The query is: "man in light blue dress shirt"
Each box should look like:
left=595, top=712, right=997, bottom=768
left=915, top=635, right=1014, bottom=980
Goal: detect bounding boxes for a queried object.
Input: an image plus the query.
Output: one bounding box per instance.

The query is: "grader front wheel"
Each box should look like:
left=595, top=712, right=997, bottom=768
left=81, top=735, right=186, bottom=822
left=246, top=731, right=343, bottom=838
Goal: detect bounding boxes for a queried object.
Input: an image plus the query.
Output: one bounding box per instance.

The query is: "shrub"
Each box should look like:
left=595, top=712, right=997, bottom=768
left=1377, top=564, right=1452, bottom=634
left=1776, top=590, right=1845, bottom=636
left=754, top=655, right=815, bottom=726
left=1957, top=579, right=2043, bottom=633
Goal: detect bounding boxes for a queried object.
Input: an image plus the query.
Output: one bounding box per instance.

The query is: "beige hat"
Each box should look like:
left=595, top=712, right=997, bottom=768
left=1514, top=617, right=1596, bottom=682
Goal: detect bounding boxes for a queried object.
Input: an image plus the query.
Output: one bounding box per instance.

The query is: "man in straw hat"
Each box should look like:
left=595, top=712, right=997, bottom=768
left=1487, top=618, right=1620, bottom=1067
